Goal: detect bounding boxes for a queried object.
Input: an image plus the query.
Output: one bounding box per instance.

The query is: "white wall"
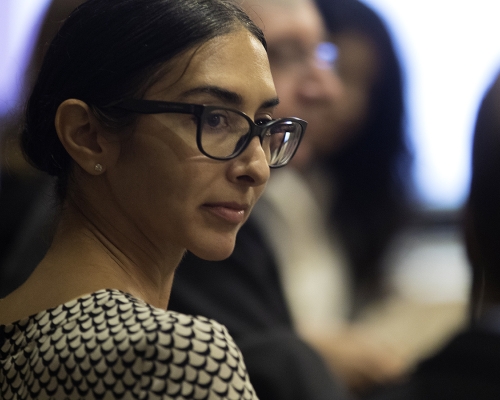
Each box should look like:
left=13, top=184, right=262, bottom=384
left=361, top=0, right=500, bottom=210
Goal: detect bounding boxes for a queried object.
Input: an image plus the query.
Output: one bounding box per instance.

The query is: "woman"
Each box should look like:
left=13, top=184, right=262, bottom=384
left=0, top=0, right=305, bottom=398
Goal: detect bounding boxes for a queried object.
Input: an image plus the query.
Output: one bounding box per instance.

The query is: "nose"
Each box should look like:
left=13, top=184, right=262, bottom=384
left=227, top=136, right=270, bottom=187
left=298, top=58, right=344, bottom=103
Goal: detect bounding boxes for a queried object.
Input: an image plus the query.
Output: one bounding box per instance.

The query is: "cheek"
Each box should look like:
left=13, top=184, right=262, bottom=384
left=126, top=161, right=214, bottom=247
left=339, top=86, right=370, bottom=131
left=254, top=180, right=267, bottom=203
left=141, top=156, right=210, bottom=216
left=116, top=157, right=181, bottom=224
left=313, top=87, right=369, bottom=155
left=114, top=132, right=199, bottom=220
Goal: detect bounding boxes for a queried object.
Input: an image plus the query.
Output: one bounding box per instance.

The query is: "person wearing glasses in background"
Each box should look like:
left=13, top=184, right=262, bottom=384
left=0, top=0, right=306, bottom=398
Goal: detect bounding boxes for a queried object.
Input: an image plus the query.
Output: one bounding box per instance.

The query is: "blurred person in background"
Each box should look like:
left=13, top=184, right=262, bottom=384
left=173, top=0, right=468, bottom=397
left=368, top=70, right=500, bottom=400
left=291, top=0, right=468, bottom=393
left=252, top=0, right=413, bottom=393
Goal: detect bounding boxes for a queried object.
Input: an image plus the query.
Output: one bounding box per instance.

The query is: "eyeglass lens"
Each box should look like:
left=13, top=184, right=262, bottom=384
left=266, top=120, right=303, bottom=166
left=200, top=108, right=302, bottom=166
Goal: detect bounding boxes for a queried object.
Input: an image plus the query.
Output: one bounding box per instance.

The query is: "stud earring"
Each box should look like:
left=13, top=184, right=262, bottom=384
left=94, top=163, right=103, bottom=173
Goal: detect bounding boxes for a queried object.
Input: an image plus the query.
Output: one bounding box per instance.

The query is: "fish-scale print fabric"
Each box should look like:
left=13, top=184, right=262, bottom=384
left=0, top=289, right=257, bottom=400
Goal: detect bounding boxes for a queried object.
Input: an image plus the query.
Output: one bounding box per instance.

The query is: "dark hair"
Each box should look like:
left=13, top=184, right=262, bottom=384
left=466, top=71, right=500, bottom=305
left=314, top=0, right=413, bottom=308
left=21, top=0, right=266, bottom=199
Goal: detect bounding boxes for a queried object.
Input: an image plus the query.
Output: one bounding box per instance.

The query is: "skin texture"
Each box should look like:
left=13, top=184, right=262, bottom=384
left=320, top=31, right=380, bottom=154
left=0, top=28, right=277, bottom=324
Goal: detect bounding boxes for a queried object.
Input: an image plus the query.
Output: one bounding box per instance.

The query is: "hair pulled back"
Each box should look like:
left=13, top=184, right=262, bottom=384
left=21, top=0, right=265, bottom=199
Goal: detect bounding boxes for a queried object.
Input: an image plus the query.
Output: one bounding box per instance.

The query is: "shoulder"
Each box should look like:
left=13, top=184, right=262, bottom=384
left=1, top=289, right=258, bottom=399
left=105, top=291, right=256, bottom=398
left=98, top=290, right=258, bottom=398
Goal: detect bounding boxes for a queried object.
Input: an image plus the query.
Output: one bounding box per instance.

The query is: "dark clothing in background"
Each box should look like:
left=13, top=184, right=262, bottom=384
left=170, top=217, right=349, bottom=400
left=238, top=329, right=349, bottom=400
left=369, top=329, right=500, bottom=400
left=0, top=175, right=56, bottom=297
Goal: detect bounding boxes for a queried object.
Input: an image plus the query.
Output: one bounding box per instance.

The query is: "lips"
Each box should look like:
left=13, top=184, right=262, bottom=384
left=202, top=202, right=248, bottom=224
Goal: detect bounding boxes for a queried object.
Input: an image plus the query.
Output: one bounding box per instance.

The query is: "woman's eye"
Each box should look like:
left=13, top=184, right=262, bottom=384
left=206, top=113, right=229, bottom=128
left=206, top=114, right=221, bottom=127
left=255, top=118, right=273, bottom=126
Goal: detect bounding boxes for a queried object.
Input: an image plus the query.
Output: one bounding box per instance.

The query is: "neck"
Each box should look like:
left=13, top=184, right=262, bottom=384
left=0, top=186, right=186, bottom=325
left=60, top=199, right=183, bottom=306
left=8, top=200, right=182, bottom=318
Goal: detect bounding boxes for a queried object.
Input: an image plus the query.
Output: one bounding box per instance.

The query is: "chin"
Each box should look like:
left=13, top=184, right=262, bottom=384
left=189, top=236, right=237, bottom=261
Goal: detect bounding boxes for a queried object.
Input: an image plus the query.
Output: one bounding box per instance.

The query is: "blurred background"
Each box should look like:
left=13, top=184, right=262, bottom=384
left=0, top=0, right=52, bottom=119
left=2, top=0, right=500, bottom=396
left=359, top=0, right=500, bottom=313
left=2, top=0, right=500, bottom=210
left=362, top=0, right=500, bottom=212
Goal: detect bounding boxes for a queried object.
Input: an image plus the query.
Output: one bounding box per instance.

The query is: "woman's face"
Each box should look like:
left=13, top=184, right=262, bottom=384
left=108, top=28, right=276, bottom=261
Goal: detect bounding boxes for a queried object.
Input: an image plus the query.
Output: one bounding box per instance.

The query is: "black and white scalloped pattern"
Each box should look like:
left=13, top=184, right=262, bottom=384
left=0, top=289, right=257, bottom=399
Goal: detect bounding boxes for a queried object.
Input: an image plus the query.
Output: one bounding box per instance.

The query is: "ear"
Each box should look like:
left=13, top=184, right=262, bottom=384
left=55, top=99, right=119, bottom=175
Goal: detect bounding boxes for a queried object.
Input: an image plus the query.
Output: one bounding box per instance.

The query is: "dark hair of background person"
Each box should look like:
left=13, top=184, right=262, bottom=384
left=21, top=0, right=266, bottom=201
left=315, top=0, right=413, bottom=309
left=465, top=72, right=500, bottom=319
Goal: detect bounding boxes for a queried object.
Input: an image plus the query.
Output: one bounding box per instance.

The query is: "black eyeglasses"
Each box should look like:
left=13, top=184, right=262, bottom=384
left=111, top=99, right=307, bottom=168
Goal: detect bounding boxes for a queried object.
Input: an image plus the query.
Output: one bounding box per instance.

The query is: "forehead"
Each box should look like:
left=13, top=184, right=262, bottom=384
left=145, top=29, right=276, bottom=105
left=246, top=1, right=326, bottom=47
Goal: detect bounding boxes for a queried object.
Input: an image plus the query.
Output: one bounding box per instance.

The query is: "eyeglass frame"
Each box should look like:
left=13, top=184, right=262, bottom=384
left=110, top=98, right=307, bottom=168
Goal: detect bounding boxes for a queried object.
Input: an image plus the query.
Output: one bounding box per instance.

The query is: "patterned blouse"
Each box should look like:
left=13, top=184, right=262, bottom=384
left=0, top=289, right=258, bottom=399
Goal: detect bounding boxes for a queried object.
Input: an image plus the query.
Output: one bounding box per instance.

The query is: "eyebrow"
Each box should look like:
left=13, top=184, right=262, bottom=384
left=179, top=85, right=280, bottom=110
